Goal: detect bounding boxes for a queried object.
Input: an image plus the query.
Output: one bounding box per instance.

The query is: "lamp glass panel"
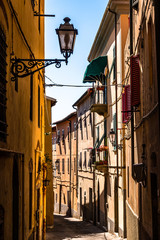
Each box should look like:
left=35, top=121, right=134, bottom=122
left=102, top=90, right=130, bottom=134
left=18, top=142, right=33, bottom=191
left=59, top=30, right=75, bottom=51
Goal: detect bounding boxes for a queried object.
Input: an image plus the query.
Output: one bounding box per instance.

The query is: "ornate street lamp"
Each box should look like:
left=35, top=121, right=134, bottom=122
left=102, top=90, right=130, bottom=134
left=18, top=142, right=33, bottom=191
left=109, top=128, right=123, bottom=150
left=56, top=17, right=78, bottom=64
left=109, top=128, right=116, bottom=145
left=10, top=17, right=78, bottom=81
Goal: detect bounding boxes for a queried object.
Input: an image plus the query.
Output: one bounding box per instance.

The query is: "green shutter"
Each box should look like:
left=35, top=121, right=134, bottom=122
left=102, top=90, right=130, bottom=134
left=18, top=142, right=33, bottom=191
left=113, top=113, right=117, bottom=151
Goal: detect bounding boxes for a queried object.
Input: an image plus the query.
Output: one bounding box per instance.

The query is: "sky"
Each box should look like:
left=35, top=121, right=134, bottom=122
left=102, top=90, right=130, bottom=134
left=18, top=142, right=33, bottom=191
left=45, top=0, right=108, bottom=123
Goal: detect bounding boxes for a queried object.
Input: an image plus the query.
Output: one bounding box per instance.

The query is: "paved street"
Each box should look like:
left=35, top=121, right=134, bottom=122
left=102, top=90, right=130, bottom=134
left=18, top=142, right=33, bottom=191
left=46, top=214, right=105, bottom=240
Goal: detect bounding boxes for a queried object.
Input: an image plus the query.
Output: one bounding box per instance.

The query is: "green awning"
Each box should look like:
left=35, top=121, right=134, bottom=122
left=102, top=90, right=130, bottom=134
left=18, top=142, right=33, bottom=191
left=83, top=56, right=108, bottom=83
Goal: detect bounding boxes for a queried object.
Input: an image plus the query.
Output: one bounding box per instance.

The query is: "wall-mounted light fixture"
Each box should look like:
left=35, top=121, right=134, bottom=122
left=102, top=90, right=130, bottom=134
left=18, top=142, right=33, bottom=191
left=43, top=179, right=50, bottom=187
left=109, top=128, right=123, bottom=150
left=10, top=17, right=78, bottom=81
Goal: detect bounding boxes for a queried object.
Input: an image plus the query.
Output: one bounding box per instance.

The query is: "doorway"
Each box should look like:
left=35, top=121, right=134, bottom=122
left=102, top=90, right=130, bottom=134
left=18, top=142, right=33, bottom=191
left=151, top=173, right=158, bottom=240
left=13, top=158, right=19, bottom=240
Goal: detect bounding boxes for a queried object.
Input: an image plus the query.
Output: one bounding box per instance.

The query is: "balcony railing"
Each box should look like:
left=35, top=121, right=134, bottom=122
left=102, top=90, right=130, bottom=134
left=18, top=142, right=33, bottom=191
left=90, top=103, right=108, bottom=116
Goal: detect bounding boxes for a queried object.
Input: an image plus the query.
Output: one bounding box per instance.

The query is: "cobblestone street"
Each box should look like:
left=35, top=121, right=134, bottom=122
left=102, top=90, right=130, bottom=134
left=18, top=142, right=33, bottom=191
left=46, top=214, right=105, bottom=240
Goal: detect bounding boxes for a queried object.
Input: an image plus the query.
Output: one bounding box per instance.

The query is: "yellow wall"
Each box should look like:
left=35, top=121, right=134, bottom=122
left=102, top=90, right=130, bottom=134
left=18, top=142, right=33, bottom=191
left=45, top=98, right=54, bottom=226
left=0, top=0, right=45, bottom=239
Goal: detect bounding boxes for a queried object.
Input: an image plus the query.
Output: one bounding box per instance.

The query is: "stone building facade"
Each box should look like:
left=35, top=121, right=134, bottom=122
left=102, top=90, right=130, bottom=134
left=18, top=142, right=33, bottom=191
left=73, top=90, right=94, bottom=222
left=53, top=112, right=78, bottom=217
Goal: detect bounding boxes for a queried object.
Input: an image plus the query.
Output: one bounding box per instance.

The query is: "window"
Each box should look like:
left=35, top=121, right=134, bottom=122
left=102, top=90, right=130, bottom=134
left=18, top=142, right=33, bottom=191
left=130, top=55, right=140, bottom=106
left=54, top=137, right=56, bottom=151
left=74, top=158, right=76, bottom=173
left=31, top=0, right=35, bottom=10
left=74, top=122, right=77, bottom=139
left=62, top=129, right=65, bottom=144
left=113, top=113, right=117, bottom=151
left=67, top=126, right=70, bottom=142
left=122, top=85, right=131, bottom=123
left=68, top=158, right=69, bottom=174
left=89, top=113, right=92, bottom=125
left=57, top=130, right=60, bottom=144
left=29, top=169, right=32, bottom=229
left=38, top=86, right=40, bottom=127
left=84, top=116, right=87, bottom=128
left=56, top=159, right=60, bottom=174
left=0, top=26, right=7, bottom=142
left=113, top=46, right=116, bottom=81
left=83, top=151, right=87, bottom=168
left=62, top=158, right=65, bottom=174
left=79, top=152, right=82, bottom=169
left=30, top=74, right=33, bottom=121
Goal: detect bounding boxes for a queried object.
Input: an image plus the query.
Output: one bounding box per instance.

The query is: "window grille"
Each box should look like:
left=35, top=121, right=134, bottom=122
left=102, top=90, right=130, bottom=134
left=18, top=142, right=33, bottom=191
left=0, top=26, right=7, bottom=142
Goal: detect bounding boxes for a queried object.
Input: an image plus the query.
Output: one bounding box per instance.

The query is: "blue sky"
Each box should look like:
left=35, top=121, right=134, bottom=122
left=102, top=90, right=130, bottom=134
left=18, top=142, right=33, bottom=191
left=45, top=0, right=108, bottom=122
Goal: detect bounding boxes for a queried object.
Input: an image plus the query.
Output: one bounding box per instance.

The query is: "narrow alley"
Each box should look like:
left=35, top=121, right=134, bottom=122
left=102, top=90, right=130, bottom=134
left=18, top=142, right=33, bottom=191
left=46, top=214, right=105, bottom=240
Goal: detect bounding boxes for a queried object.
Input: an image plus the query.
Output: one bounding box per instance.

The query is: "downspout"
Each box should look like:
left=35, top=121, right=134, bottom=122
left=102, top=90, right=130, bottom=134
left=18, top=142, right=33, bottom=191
left=92, top=82, right=96, bottom=225
left=130, top=0, right=135, bottom=178
left=154, top=0, right=160, bottom=133
left=73, top=106, right=78, bottom=198
left=69, top=120, right=72, bottom=217
left=108, top=8, right=119, bottom=232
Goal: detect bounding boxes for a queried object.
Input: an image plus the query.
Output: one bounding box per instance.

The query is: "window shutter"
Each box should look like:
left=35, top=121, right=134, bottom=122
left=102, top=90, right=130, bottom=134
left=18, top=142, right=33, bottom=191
left=125, top=85, right=131, bottom=121
left=113, top=113, right=117, bottom=150
left=131, top=55, right=140, bottom=106
left=122, top=93, right=125, bottom=123
left=122, top=85, right=131, bottom=123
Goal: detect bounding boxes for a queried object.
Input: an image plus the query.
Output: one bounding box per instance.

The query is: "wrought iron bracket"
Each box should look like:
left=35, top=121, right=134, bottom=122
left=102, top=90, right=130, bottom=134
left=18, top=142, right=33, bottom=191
left=10, top=57, right=67, bottom=81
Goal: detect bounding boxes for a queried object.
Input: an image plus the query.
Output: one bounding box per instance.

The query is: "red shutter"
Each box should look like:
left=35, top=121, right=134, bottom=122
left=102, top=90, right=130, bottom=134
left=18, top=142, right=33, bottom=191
left=122, top=85, right=131, bottom=123
left=125, top=85, right=131, bottom=121
left=122, top=93, right=125, bottom=123
left=131, top=55, right=140, bottom=106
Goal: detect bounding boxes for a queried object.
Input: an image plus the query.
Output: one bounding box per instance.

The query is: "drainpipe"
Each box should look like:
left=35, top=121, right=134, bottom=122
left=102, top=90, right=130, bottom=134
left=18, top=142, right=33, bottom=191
left=108, top=8, right=119, bottom=233
left=130, top=0, right=135, bottom=179
left=154, top=0, right=160, bottom=133
left=68, top=120, right=72, bottom=217
left=73, top=106, right=78, bottom=198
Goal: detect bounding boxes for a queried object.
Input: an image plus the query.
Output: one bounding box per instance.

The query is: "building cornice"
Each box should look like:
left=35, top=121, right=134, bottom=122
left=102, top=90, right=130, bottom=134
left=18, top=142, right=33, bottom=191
left=88, top=0, right=129, bottom=61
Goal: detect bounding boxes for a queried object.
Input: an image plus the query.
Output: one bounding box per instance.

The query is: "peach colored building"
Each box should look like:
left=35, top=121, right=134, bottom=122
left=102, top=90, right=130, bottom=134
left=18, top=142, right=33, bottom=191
left=52, top=112, right=78, bottom=217
left=73, top=90, right=94, bottom=222
left=124, top=1, right=160, bottom=239
left=83, top=0, right=129, bottom=236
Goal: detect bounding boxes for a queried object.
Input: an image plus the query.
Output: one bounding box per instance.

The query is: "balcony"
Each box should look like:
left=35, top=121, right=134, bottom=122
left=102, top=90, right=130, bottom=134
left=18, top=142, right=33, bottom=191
left=90, top=103, right=108, bottom=116
left=94, top=160, right=108, bottom=174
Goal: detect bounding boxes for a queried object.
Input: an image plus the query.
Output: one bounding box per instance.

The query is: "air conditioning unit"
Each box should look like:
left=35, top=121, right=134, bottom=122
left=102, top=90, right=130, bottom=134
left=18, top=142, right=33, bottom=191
left=133, top=163, right=146, bottom=182
left=132, top=0, right=139, bottom=10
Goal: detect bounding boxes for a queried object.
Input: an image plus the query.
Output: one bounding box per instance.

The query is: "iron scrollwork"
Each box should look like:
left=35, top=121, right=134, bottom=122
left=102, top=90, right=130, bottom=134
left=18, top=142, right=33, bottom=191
left=10, top=58, right=66, bottom=81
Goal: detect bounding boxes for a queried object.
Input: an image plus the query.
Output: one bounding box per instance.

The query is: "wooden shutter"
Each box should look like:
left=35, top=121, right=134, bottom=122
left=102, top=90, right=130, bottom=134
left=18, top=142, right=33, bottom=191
left=131, top=55, right=140, bottom=106
left=125, top=85, right=131, bottom=121
left=122, top=85, right=131, bottom=123
left=122, top=93, right=125, bottom=123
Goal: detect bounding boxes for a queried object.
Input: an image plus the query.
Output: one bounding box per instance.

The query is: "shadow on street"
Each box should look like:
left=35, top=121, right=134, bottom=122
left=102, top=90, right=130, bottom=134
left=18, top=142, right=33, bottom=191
left=46, top=213, right=105, bottom=240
